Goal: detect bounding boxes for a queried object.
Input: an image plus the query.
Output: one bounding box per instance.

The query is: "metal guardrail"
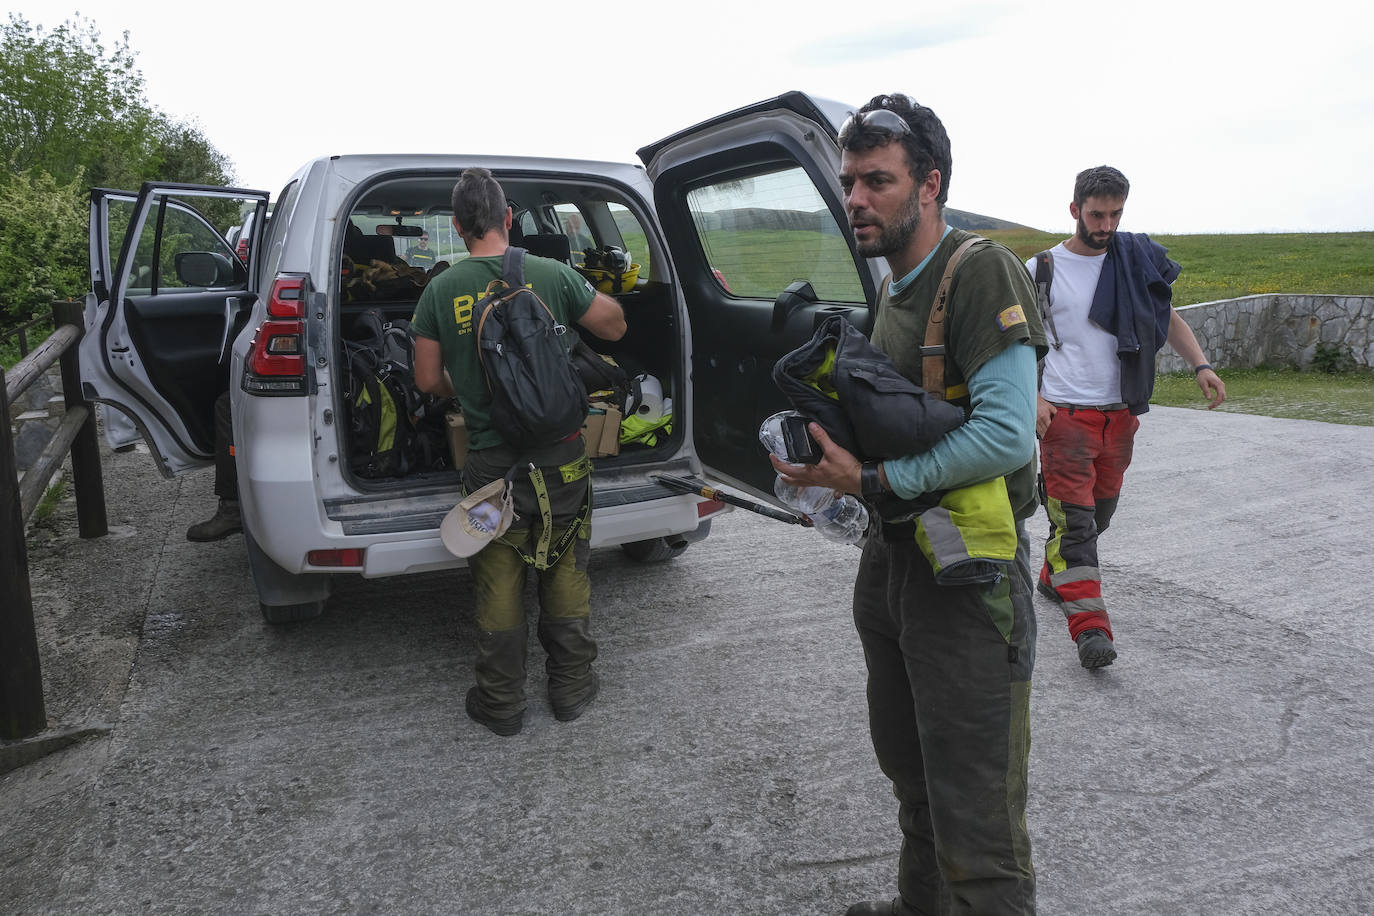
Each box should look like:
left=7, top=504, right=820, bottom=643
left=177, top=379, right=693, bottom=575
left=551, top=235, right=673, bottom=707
left=1, top=301, right=108, bottom=740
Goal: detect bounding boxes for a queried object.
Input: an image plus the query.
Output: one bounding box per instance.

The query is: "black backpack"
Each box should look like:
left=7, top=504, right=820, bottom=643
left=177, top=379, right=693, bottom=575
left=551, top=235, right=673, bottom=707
left=344, top=309, right=448, bottom=477
left=475, top=247, right=588, bottom=451
left=570, top=337, right=640, bottom=413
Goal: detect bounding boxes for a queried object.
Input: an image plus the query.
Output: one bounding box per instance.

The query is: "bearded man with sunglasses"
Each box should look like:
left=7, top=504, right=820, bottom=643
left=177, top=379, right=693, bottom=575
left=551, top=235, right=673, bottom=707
left=771, top=94, right=1045, bottom=914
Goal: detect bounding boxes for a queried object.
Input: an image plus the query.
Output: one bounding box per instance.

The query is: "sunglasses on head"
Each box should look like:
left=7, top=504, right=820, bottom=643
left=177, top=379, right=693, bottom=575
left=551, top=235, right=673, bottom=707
left=840, top=108, right=913, bottom=139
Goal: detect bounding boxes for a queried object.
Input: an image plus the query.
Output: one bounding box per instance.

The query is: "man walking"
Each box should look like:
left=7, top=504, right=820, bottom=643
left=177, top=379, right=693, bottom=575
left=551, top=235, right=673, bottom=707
left=412, top=168, right=626, bottom=735
left=1031, top=166, right=1225, bottom=668
left=772, top=94, right=1044, bottom=915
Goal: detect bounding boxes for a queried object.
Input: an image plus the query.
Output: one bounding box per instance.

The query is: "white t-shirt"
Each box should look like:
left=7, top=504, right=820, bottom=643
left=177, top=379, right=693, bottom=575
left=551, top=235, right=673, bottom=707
left=1027, top=243, right=1121, bottom=405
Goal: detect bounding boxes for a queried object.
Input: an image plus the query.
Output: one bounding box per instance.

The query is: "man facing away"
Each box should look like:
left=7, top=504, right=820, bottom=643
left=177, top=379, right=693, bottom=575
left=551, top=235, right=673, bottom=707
left=771, top=94, right=1044, bottom=915
left=1031, top=166, right=1225, bottom=668
left=412, top=168, right=626, bottom=736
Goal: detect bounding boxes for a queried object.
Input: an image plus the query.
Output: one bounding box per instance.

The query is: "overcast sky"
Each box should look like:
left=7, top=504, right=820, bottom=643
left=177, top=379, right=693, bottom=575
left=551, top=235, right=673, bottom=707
left=12, top=0, right=1372, bottom=234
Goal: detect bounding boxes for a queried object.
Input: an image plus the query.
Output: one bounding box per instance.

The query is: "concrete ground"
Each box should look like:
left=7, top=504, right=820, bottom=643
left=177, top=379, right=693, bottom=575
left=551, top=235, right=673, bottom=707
left=2, top=406, right=1371, bottom=915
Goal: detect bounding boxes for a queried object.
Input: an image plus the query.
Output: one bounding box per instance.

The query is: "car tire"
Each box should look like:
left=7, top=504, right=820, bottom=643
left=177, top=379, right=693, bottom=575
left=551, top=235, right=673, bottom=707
left=620, top=535, right=689, bottom=563
left=259, top=600, right=325, bottom=625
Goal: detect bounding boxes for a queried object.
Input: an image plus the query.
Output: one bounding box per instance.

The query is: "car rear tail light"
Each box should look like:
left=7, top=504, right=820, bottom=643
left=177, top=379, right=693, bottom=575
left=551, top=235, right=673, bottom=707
left=307, top=548, right=365, bottom=568
left=242, top=275, right=310, bottom=396
left=696, top=498, right=725, bottom=518
left=236, top=239, right=249, bottom=262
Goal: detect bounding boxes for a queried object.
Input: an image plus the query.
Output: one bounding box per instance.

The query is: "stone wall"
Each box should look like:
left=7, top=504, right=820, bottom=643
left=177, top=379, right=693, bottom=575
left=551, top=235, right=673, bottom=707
left=1156, top=295, right=1374, bottom=373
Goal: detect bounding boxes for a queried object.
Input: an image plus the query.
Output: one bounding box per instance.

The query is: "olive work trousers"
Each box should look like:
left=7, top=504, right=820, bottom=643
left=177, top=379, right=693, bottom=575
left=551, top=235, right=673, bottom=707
left=465, top=526, right=596, bottom=717
left=852, top=521, right=1036, bottom=915
left=461, top=440, right=598, bottom=718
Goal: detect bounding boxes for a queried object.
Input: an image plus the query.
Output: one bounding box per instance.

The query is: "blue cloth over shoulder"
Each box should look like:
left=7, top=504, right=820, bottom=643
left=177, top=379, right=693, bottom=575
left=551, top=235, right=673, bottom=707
left=1089, top=231, right=1181, bottom=414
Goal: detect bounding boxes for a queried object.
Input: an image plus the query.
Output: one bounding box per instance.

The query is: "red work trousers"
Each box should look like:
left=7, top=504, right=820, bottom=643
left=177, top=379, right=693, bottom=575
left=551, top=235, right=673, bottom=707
left=1038, top=405, right=1139, bottom=641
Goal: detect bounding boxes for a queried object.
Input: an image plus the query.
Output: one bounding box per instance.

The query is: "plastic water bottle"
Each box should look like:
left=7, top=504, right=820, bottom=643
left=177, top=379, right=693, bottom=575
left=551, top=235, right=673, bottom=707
left=760, top=411, right=869, bottom=545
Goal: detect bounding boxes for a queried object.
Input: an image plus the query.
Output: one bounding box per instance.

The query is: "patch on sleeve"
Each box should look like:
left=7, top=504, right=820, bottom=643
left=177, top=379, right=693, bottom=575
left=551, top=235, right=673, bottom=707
left=996, top=304, right=1027, bottom=331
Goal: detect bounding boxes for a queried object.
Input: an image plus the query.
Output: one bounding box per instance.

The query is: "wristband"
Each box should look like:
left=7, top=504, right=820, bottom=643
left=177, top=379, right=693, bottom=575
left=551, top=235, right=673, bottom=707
left=1193, top=363, right=1213, bottom=375
left=861, top=462, right=886, bottom=500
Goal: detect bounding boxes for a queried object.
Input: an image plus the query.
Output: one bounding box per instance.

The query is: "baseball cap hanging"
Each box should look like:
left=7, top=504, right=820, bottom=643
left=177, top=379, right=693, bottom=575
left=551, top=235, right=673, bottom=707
left=441, top=474, right=516, bottom=557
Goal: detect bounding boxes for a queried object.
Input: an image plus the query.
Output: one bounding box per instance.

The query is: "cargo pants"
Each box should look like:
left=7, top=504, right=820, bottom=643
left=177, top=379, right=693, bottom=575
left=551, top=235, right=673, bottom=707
left=1038, top=405, right=1139, bottom=642
left=463, top=439, right=597, bottom=719
left=852, top=521, right=1036, bottom=915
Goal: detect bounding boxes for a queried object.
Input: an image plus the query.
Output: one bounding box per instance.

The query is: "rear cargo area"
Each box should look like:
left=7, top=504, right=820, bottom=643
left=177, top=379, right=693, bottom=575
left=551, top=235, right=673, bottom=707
left=330, top=171, right=682, bottom=489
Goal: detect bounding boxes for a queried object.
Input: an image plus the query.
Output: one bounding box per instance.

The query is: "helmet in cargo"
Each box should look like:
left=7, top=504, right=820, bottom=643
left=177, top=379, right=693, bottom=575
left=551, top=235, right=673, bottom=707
left=578, top=245, right=640, bottom=294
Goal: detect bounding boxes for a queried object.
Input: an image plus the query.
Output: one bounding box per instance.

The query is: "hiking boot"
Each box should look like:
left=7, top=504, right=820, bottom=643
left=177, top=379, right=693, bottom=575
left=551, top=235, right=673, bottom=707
left=552, top=671, right=600, bottom=723
left=465, top=687, right=524, bottom=736
left=1076, top=628, right=1117, bottom=668
left=186, top=499, right=242, bottom=541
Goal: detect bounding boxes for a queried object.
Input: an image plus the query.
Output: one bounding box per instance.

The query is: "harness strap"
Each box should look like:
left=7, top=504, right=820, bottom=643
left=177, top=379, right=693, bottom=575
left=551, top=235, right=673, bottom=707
left=921, top=237, right=982, bottom=400
left=1034, top=249, right=1062, bottom=350
left=516, top=463, right=590, bottom=571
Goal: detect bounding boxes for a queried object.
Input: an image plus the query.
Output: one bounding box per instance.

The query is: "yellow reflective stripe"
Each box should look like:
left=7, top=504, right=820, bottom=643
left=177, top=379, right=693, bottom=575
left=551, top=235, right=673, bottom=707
left=377, top=388, right=396, bottom=452
left=915, top=476, right=1017, bottom=573
left=560, top=454, right=592, bottom=484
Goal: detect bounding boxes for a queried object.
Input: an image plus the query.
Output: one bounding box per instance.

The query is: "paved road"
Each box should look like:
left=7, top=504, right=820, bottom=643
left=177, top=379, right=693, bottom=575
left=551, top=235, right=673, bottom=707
left=3, top=407, right=1372, bottom=915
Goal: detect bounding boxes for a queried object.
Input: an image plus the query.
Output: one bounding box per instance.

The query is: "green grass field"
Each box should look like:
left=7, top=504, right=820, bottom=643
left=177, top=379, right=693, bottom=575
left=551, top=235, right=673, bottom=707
left=1152, top=367, right=1374, bottom=426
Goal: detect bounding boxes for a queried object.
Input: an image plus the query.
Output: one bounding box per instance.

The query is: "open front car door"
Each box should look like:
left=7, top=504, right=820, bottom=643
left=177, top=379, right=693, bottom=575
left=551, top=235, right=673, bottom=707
left=640, top=91, right=886, bottom=498
left=81, top=184, right=269, bottom=476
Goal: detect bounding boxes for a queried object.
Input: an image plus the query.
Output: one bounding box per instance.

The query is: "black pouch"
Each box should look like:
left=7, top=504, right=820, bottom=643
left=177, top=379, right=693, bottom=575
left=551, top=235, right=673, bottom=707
left=781, top=415, right=821, bottom=464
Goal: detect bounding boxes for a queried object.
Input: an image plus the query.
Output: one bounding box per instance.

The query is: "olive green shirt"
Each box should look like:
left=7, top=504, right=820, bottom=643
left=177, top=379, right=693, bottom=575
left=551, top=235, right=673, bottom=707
left=871, top=229, right=1047, bottom=517
left=412, top=252, right=595, bottom=451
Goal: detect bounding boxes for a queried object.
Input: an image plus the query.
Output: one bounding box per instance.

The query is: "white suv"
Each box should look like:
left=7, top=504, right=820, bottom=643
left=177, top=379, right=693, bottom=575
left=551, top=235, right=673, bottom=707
left=81, top=91, right=889, bottom=622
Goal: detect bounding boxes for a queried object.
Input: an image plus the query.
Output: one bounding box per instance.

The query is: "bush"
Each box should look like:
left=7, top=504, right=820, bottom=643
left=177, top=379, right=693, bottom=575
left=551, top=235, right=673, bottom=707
left=1310, top=342, right=1355, bottom=374
left=0, top=169, right=86, bottom=325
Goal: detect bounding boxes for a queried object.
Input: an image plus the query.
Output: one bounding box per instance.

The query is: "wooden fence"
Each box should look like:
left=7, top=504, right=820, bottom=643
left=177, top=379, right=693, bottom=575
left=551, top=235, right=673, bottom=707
left=1, top=301, right=108, bottom=740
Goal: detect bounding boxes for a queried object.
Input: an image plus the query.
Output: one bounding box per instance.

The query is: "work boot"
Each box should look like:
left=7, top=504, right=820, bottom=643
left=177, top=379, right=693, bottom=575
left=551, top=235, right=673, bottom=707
left=552, top=672, right=600, bottom=723
left=846, top=899, right=912, bottom=916
left=1076, top=628, right=1117, bottom=668
left=465, top=687, right=523, bottom=736
left=186, top=499, right=242, bottom=541
left=538, top=616, right=599, bottom=721
left=468, top=625, right=529, bottom=735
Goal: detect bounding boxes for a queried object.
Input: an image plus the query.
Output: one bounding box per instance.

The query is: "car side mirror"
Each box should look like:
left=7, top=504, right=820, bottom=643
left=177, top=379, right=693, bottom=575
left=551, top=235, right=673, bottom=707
left=175, top=251, right=238, bottom=287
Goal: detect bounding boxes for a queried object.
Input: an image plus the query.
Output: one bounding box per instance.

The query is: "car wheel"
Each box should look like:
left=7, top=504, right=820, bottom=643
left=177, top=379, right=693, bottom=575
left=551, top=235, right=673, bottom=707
left=259, top=600, right=324, bottom=625
left=620, top=535, right=689, bottom=563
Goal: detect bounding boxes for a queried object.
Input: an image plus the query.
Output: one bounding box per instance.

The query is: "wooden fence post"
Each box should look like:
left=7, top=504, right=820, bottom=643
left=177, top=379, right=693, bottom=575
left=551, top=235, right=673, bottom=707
left=52, top=301, right=107, bottom=538
left=0, top=363, right=47, bottom=739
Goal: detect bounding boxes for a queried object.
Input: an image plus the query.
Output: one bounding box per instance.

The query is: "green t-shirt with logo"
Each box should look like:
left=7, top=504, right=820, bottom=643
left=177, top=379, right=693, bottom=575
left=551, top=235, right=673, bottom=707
left=412, top=252, right=596, bottom=451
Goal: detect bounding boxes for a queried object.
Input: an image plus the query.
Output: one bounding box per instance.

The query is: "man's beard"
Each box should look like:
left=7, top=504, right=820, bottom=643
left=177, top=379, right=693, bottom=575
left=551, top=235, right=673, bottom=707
left=1077, top=217, right=1112, bottom=251
left=854, top=192, right=921, bottom=259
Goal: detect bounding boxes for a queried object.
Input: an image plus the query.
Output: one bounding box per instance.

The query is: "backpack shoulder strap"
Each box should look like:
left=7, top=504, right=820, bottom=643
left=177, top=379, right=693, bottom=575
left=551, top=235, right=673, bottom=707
left=1034, top=249, right=1062, bottom=350
left=921, top=236, right=982, bottom=399
left=503, top=246, right=528, bottom=288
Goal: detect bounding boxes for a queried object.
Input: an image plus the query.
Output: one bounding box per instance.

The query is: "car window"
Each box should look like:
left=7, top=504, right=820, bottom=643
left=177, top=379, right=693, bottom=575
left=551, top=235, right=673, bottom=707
left=121, top=197, right=246, bottom=294
left=685, top=166, right=865, bottom=303
left=606, top=203, right=652, bottom=279
left=554, top=204, right=595, bottom=265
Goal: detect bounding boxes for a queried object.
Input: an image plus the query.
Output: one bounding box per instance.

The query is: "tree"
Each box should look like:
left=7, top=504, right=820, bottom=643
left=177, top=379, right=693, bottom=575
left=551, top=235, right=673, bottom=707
left=0, top=14, right=240, bottom=326
left=0, top=169, right=86, bottom=325
left=0, top=13, right=157, bottom=189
